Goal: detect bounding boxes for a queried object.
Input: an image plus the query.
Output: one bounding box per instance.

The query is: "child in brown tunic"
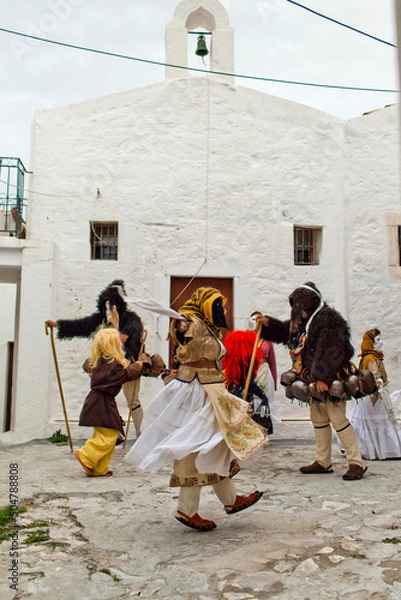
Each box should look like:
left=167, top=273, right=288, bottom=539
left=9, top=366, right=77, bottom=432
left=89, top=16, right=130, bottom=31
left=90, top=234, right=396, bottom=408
left=75, top=327, right=144, bottom=477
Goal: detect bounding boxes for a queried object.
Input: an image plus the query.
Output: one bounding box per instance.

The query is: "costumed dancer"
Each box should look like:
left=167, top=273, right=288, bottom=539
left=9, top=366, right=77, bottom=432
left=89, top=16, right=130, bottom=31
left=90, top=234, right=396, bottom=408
left=222, top=329, right=273, bottom=434
left=248, top=312, right=281, bottom=425
left=343, top=329, right=401, bottom=460
left=256, top=282, right=367, bottom=480
left=75, top=326, right=145, bottom=476
left=45, top=280, right=155, bottom=439
left=125, top=287, right=267, bottom=531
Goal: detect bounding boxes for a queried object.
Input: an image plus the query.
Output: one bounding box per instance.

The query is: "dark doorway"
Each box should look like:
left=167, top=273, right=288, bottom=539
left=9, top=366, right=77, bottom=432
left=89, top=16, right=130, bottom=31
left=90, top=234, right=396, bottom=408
left=5, top=342, right=13, bottom=431
left=0, top=282, right=17, bottom=432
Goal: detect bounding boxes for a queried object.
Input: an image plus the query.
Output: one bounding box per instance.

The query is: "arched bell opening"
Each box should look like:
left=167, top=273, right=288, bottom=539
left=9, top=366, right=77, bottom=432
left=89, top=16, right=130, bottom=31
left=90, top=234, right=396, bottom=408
left=165, top=0, right=234, bottom=84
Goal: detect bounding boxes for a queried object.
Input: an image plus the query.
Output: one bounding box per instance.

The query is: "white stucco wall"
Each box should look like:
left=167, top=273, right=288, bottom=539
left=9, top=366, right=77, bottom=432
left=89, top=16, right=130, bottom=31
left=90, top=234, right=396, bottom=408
left=25, top=77, right=353, bottom=427
left=0, top=238, right=57, bottom=443
left=344, top=104, right=401, bottom=381
left=2, top=71, right=400, bottom=442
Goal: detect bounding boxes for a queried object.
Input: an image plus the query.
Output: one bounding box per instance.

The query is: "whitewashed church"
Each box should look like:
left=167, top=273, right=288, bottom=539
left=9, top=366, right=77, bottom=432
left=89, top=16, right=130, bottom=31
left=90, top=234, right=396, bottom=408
left=0, top=0, right=400, bottom=444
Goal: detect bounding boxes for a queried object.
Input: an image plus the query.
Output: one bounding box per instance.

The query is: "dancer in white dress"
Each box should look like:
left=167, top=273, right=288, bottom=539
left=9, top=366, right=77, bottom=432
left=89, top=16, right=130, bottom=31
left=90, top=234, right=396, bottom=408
left=347, top=329, right=401, bottom=460
left=125, top=287, right=267, bottom=531
left=248, top=313, right=281, bottom=426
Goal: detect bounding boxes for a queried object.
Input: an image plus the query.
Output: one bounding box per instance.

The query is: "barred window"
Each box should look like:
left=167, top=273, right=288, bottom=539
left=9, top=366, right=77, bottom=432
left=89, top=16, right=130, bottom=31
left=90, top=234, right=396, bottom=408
left=293, top=227, right=322, bottom=266
left=90, top=222, right=118, bottom=260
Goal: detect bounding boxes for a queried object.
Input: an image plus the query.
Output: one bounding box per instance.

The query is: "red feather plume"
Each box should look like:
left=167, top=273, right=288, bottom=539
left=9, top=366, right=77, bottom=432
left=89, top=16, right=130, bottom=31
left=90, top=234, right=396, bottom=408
left=222, top=330, right=262, bottom=385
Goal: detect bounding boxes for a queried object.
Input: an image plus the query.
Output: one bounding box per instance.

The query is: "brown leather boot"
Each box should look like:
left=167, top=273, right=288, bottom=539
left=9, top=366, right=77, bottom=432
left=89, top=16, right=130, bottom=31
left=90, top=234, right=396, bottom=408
left=299, top=461, right=333, bottom=474
left=342, top=464, right=367, bottom=480
left=175, top=511, right=217, bottom=531
left=224, top=491, right=263, bottom=514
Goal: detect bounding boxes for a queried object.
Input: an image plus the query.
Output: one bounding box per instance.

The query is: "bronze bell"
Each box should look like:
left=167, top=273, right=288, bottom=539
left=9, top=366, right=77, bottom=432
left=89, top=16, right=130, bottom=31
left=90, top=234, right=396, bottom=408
left=344, top=374, right=362, bottom=399
left=291, top=380, right=311, bottom=403
left=195, top=34, right=209, bottom=57
left=308, top=383, right=327, bottom=402
left=359, top=370, right=377, bottom=396
left=280, top=369, right=298, bottom=387
left=328, top=380, right=347, bottom=401
left=285, top=384, right=294, bottom=399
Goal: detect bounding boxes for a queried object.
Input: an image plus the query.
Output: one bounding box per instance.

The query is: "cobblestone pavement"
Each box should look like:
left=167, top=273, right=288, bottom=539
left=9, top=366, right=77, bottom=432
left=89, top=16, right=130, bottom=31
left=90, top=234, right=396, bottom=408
left=1, top=423, right=401, bottom=600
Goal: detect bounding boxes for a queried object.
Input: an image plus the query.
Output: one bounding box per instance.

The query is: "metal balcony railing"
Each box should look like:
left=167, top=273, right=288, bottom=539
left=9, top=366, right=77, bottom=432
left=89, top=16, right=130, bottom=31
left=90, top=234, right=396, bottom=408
left=0, top=157, right=29, bottom=239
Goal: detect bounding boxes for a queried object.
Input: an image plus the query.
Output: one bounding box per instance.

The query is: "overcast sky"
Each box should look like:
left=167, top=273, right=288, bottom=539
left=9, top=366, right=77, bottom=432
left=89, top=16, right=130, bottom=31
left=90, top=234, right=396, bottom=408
left=0, top=0, right=399, bottom=169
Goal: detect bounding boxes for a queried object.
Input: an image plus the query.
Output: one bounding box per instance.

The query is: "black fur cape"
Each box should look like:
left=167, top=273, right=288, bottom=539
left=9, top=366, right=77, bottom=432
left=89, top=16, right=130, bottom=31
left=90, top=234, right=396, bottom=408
left=57, top=280, right=144, bottom=360
left=261, top=305, right=354, bottom=386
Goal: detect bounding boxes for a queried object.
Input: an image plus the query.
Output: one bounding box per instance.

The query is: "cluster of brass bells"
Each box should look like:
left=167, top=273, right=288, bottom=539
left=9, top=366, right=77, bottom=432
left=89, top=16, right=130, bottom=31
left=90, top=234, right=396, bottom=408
left=280, top=369, right=377, bottom=403
left=195, top=34, right=209, bottom=57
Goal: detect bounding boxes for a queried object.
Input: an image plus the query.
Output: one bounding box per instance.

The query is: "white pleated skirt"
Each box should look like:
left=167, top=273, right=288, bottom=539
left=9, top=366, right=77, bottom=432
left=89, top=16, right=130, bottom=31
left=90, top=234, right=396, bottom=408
left=125, top=378, right=236, bottom=477
left=347, top=394, right=401, bottom=460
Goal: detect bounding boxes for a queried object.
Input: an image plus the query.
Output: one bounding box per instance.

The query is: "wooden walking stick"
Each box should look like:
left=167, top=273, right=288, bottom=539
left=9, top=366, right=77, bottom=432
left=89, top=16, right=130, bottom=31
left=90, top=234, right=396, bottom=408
left=45, top=324, right=74, bottom=452
left=123, top=329, right=148, bottom=448
left=243, top=321, right=262, bottom=401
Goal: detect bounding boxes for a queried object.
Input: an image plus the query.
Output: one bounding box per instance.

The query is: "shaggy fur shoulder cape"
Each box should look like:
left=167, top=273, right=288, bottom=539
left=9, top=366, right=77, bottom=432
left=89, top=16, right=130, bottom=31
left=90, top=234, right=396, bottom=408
left=261, top=305, right=354, bottom=385
left=57, top=280, right=143, bottom=360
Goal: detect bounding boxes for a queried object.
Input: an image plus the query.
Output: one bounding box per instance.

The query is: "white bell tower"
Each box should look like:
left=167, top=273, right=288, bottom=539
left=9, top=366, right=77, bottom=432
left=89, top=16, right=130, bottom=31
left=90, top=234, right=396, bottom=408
left=165, top=0, right=234, bottom=85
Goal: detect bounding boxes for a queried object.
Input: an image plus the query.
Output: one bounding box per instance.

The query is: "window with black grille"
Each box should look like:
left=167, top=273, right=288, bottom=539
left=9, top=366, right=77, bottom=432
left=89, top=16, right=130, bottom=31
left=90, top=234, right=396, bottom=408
left=90, top=222, right=118, bottom=260
left=293, top=227, right=322, bottom=266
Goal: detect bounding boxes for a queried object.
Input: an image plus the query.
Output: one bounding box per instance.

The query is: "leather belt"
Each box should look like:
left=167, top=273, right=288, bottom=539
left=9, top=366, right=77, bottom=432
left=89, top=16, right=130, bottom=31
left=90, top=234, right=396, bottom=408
left=182, top=360, right=216, bottom=369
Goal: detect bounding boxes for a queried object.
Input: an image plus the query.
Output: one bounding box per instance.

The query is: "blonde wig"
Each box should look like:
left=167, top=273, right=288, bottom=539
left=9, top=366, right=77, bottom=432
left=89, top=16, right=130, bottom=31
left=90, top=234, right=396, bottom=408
left=89, top=327, right=129, bottom=369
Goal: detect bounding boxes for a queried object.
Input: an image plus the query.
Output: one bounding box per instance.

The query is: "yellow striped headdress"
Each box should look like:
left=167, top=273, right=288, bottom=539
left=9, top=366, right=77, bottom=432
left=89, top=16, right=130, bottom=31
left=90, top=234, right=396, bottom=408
left=179, top=286, right=227, bottom=338
left=358, top=328, right=382, bottom=369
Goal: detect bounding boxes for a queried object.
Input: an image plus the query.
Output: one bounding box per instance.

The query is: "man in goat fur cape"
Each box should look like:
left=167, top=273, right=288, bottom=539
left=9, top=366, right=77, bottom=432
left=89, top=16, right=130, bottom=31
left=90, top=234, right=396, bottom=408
left=256, top=282, right=366, bottom=481
left=46, top=280, right=145, bottom=438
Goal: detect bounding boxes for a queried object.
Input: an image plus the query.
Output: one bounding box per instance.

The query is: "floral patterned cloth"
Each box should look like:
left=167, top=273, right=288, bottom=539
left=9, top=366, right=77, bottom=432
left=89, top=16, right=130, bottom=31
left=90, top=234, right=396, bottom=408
left=206, top=383, right=267, bottom=461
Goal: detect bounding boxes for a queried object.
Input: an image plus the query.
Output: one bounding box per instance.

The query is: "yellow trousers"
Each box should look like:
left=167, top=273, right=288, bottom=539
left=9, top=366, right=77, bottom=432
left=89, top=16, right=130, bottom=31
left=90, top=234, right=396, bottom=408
left=78, top=427, right=119, bottom=476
